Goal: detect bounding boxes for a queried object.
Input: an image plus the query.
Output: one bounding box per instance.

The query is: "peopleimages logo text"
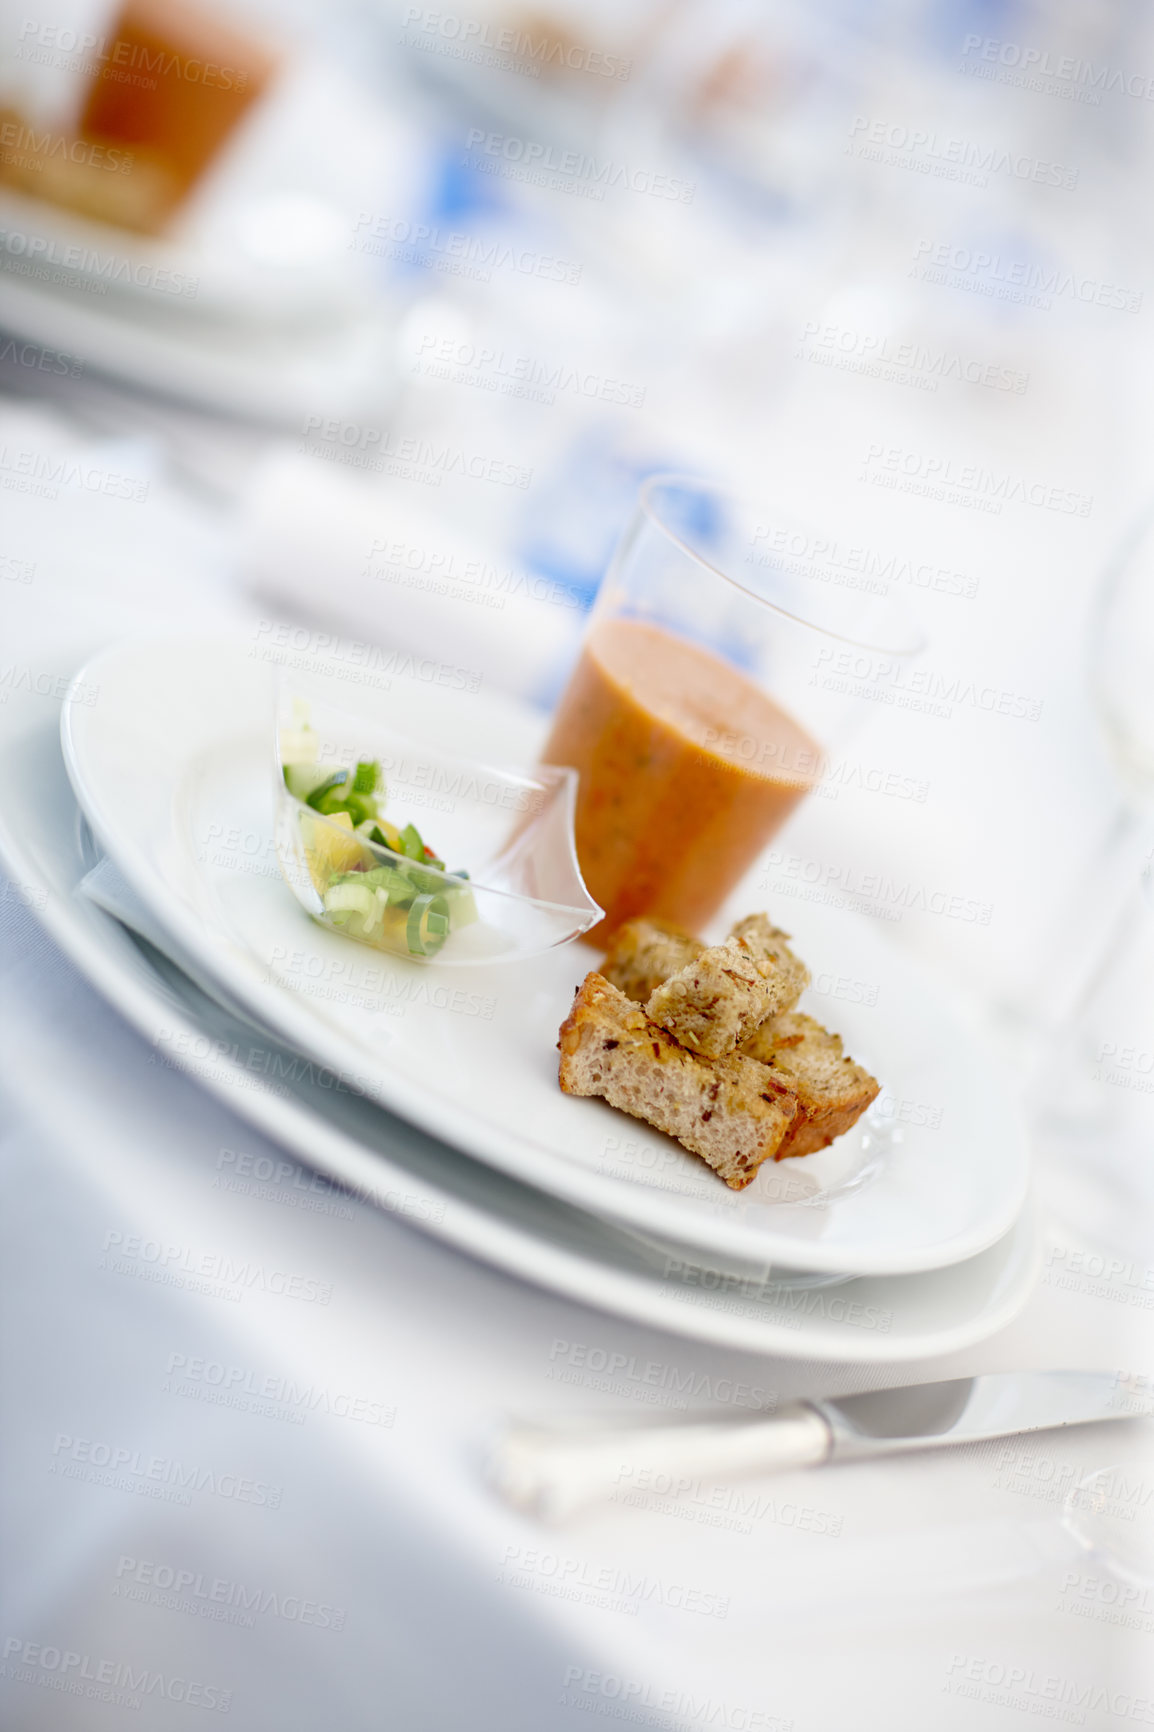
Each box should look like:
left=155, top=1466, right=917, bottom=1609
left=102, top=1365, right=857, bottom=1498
left=350, top=211, right=582, bottom=285
left=559, top=1668, right=792, bottom=1730
left=401, top=8, right=631, bottom=79
left=945, top=1653, right=1154, bottom=1723
left=17, top=18, right=251, bottom=90
left=114, top=1557, right=346, bottom=1629
left=961, top=33, right=1154, bottom=100
left=848, top=116, right=1077, bottom=187
left=100, top=1231, right=333, bottom=1305
left=0, top=116, right=133, bottom=172
left=464, top=129, right=695, bottom=202
left=0, top=227, right=198, bottom=294
left=861, top=440, right=1092, bottom=517
left=912, top=239, right=1141, bottom=313
left=2, top=1637, right=231, bottom=1712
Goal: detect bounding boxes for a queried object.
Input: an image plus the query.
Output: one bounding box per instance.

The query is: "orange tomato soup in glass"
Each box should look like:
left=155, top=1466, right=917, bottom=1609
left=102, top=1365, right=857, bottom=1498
left=79, top=0, right=277, bottom=228
left=543, top=619, right=820, bottom=942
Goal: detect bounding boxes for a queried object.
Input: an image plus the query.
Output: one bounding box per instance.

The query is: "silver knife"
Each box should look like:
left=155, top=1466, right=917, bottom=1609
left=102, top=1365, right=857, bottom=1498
left=493, top=1371, right=1151, bottom=1521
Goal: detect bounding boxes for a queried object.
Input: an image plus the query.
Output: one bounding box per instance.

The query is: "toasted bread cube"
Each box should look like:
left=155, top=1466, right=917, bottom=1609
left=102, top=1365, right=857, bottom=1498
left=601, top=917, right=703, bottom=1004
left=644, top=914, right=809, bottom=1059
left=741, top=1012, right=880, bottom=1158
left=558, top=973, right=797, bottom=1190
left=728, top=914, right=810, bottom=1008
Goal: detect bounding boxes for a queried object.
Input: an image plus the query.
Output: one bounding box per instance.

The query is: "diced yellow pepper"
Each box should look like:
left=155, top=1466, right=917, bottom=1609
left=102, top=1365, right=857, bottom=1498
left=303, top=810, right=366, bottom=890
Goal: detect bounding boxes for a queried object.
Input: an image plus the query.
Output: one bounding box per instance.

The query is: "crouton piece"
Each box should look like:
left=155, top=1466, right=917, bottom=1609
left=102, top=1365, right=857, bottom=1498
left=558, top=973, right=797, bottom=1189
left=644, top=914, right=809, bottom=1058
left=742, top=1012, right=880, bottom=1158
left=600, top=917, right=703, bottom=1004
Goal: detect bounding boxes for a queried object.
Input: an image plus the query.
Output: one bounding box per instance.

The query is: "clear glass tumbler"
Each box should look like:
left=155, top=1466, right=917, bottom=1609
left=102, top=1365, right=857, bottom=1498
left=542, top=473, right=925, bottom=942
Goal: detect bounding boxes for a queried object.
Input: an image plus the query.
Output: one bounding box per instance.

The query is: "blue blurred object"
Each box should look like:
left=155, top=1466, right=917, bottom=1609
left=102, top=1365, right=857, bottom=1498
left=427, top=135, right=508, bottom=225
left=653, top=475, right=726, bottom=552
left=516, top=429, right=685, bottom=610
left=365, top=132, right=511, bottom=286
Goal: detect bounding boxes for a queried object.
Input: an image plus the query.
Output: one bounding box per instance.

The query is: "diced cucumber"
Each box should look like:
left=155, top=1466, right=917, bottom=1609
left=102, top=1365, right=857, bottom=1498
left=352, top=866, right=416, bottom=904
left=341, top=792, right=377, bottom=827
left=362, top=819, right=404, bottom=852
left=306, top=771, right=350, bottom=813
left=399, top=823, right=426, bottom=862
left=283, top=762, right=333, bottom=802
left=405, top=866, right=445, bottom=896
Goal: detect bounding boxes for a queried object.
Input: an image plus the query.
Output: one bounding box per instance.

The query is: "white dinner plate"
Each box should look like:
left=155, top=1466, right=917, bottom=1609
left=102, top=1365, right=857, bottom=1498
left=0, top=705, right=1040, bottom=1360
left=0, top=256, right=395, bottom=431
left=60, top=633, right=1030, bottom=1277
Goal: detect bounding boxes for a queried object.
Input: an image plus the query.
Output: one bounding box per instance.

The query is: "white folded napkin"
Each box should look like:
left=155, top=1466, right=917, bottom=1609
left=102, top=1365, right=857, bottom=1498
left=235, top=448, right=584, bottom=705
left=79, top=856, right=272, bottom=1033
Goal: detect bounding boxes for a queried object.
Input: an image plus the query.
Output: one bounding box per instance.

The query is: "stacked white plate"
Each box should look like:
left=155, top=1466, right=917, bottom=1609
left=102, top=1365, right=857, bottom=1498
left=1, top=632, right=1038, bottom=1361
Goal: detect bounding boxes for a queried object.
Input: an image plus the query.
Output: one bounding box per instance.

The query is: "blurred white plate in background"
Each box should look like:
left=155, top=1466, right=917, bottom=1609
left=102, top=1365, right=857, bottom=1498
left=0, top=263, right=397, bottom=425
left=0, top=49, right=416, bottom=421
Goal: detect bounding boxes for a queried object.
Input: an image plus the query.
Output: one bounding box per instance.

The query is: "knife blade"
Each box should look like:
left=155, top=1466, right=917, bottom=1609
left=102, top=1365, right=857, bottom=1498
left=817, top=1369, right=1145, bottom=1457
left=493, top=1371, right=1152, bottom=1521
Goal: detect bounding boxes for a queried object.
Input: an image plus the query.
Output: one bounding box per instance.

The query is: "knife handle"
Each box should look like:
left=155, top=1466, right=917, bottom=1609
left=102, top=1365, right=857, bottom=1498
left=492, top=1403, right=833, bottom=1522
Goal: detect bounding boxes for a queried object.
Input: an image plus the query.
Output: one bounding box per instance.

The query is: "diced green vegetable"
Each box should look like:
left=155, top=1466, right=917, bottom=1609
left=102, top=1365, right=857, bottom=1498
left=323, top=880, right=377, bottom=918
left=355, top=865, right=417, bottom=904
left=406, top=893, right=450, bottom=956
left=323, top=878, right=389, bottom=938
left=283, top=762, right=333, bottom=802
left=399, top=823, right=426, bottom=862
left=341, top=793, right=376, bottom=827
left=403, top=866, right=443, bottom=896
left=283, top=740, right=468, bottom=957
left=305, top=770, right=350, bottom=813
